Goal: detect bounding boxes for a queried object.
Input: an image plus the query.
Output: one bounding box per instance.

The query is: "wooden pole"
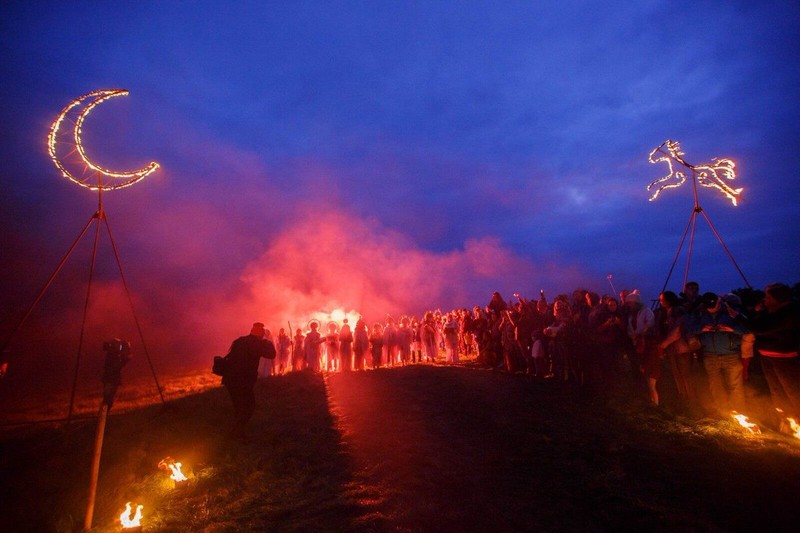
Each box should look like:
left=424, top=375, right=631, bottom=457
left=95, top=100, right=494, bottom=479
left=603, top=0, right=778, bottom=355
left=84, top=403, right=109, bottom=531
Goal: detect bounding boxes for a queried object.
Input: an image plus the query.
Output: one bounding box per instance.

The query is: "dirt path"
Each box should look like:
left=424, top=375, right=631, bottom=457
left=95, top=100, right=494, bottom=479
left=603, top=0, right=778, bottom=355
left=326, top=364, right=800, bottom=531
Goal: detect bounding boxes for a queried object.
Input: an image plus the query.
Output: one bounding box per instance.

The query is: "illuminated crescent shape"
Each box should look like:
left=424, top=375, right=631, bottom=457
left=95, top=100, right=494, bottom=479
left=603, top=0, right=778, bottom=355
left=48, top=89, right=159, bottom=191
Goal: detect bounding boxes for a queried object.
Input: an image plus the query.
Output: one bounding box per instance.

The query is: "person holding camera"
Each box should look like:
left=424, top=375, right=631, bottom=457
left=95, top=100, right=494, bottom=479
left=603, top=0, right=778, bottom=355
left=685, top=293, right=748, bottom=415
left=222, top=322, right=276, bottom=440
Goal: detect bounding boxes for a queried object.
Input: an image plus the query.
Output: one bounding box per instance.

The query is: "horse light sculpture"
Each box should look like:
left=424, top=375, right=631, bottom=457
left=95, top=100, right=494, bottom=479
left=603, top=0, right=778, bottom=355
left=646, top=139, right=751, bottom=292
left=647, top=139, right=742, bottom=206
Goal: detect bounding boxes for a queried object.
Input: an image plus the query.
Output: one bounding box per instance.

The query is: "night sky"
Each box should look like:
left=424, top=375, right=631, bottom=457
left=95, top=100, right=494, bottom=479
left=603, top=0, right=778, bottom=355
left=1, top=1, right=798, bottom=375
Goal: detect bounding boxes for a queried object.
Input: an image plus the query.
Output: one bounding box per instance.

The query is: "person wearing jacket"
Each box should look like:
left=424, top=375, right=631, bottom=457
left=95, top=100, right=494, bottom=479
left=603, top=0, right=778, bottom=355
left=730, top=283, right=800, bottom=423
left=687, top=293, right=747, bottom=415
left=222, top=322, right=276, bottom=439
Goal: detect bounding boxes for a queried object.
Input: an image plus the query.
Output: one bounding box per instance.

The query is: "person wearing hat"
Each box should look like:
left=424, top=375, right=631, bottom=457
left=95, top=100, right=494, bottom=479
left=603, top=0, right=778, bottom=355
left=685, top=292, right=748, bottom=415
left=222, top=322, right=276, bottom=439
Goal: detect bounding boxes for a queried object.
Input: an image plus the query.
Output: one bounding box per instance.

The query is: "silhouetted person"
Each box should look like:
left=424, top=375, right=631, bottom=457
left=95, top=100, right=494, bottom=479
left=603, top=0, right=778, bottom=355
left=687, top=293, right=747, bottom=415
left=102, top=339, right=131, bottom=408
left=222, top=322, right=276, bottom=439
left=731, top=283, right=800, bottom=425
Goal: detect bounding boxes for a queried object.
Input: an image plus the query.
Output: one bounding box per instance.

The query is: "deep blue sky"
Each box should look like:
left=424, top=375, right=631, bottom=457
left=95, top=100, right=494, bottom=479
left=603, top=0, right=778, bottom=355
left=1, top=1, right=799, bottom=370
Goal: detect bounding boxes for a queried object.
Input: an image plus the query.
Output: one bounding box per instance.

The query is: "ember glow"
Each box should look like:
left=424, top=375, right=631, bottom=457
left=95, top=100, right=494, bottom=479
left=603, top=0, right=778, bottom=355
left=119, top=502, right=143, bottom=528
left=730, top=411, right=760, bottom=434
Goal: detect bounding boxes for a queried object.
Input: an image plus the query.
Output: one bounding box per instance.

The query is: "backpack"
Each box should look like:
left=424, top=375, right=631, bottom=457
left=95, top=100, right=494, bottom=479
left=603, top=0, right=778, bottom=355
left=212, top=355, right=227, bottom=376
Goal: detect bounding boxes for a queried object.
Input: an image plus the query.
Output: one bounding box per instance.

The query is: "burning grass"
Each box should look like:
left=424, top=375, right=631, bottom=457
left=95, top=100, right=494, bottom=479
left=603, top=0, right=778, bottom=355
left=1, top=363, right=800, bottom=531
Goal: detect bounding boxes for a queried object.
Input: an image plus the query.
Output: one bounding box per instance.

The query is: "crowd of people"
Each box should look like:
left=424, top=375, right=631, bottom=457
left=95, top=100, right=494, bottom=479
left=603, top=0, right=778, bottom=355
left=222, top=281, right=800, bottom=438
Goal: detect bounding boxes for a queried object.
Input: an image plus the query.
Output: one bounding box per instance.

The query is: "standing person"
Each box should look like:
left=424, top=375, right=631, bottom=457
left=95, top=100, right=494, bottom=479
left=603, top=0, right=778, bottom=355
left=422, top=312, right=438, bottom=363
left=260, top=329, right=275, bottom=378
left=680, top=281, right=703, bottom=316
left=275, top=328, right=292, bottom=375
left=512, top=296, right=536, bottom=374
left=471, top=307, right=490, bottom=367
left=411, top=317, right=423, bottom=363
left=383, top=316, right=398, bottom=366
left=222, top=322, right=276, bottom=439
left=731, top=283, right=800, bottom=425
left=589, top=296, right=626, bottom=382
left=339, top=318, right=354, bottom=371
left=370, top=323, right=384, bottom=369
left=531, top=299, right=554, bottom=378
left=353, top=319, right=369, bottom=370
left=500, top=310, right=522, bottom=372
left=443, top=312, right=460, bottom=363
left=304, top=322, right=324, bottom=372
left=626, top=291, right=659, bottom=405
left=544, top=300, right=573, bottom=380
left=292, top=328, right=305, bottom=371
left=325, top=322, right=340, bottom=372
left=461, top=308, right=475, bottom=356
left=656, top=291, right=697, bottom=409
left=397, top=316, right=413, bottom=365
left=488, top=291, right=508, bottom=316
left=687, top=293, right=747, bottom=415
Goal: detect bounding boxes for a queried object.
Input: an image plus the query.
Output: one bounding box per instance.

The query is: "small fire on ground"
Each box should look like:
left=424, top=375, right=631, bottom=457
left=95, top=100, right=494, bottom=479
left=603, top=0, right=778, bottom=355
left=158, top=456, right=188, bottom=483
left=120, top=502, right=143, bottom=528
left=730, top=412, right=760, bottom=434
left=777, top=409, right=800, bottom=440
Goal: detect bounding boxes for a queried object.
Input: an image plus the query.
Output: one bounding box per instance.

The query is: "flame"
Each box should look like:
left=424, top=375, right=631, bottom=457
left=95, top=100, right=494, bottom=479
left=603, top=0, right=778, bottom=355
left=308, top=307, right=361, bottom=331
left=169, top=461, right=188, bottom=482
left=305, top=307, right=362, bottom=372
left=120, top=502, right=143, bottom=528
left=731, top=411, right=760, bottom=434
left=158, top=457, right=188, bottom=482
left=777, top=409, right=800, bottom=440
left=785, top=418, right=800, bottom=440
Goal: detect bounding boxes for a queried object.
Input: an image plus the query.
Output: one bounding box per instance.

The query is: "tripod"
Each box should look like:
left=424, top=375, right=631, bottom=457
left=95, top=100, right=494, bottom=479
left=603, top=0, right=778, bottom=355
left=1, top=179, right=165, bottom=426
left=659, top=166, right=751, bottom=294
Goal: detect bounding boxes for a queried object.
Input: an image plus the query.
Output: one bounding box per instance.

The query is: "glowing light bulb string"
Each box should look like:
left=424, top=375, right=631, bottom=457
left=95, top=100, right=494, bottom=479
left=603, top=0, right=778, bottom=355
left=647, top=140, right=751, bottom=293
left=1, top=90, right=165, bottom=435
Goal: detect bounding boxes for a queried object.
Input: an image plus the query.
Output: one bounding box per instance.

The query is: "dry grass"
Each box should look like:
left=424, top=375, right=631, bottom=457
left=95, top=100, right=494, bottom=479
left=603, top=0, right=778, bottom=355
left=1, top=361, right=800, bottom=531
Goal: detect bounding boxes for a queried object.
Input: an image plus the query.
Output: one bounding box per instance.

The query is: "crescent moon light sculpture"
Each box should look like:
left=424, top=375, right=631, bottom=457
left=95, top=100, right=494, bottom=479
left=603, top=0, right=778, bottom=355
left=47, top=89, right=160, bottom=191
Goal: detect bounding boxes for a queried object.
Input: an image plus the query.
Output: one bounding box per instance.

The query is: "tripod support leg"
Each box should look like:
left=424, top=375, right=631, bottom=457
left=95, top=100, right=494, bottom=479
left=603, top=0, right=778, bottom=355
left=699, top=209, right=752, bottom=289
left=102, top=212, right=165, bottom=404
left=67, top=212, right=103, bottom=428
left=683, top=207, right=700, bottom=292
left=660, top=208, right=697, bottom=295
left=1, top=215, right=96, bottom=357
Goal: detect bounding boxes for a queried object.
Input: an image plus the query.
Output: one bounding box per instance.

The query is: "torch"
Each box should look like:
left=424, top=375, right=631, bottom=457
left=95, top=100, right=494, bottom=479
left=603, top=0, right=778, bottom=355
left=606, top=274, right=617, bottom=296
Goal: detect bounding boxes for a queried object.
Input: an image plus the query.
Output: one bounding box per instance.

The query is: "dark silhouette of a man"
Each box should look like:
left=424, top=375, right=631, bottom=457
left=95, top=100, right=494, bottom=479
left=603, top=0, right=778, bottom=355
left=222, top=322, right=276, bottom=439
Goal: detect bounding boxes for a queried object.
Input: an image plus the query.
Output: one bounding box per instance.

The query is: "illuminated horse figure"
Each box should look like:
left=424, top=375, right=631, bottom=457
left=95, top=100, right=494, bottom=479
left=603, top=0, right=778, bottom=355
left=647, top=140, right=742, bottom=206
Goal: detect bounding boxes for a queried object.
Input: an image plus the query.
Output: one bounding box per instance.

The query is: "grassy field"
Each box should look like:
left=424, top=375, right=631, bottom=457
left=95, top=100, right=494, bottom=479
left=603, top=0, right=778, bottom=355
left=1, top=362, right=800, bottom=531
